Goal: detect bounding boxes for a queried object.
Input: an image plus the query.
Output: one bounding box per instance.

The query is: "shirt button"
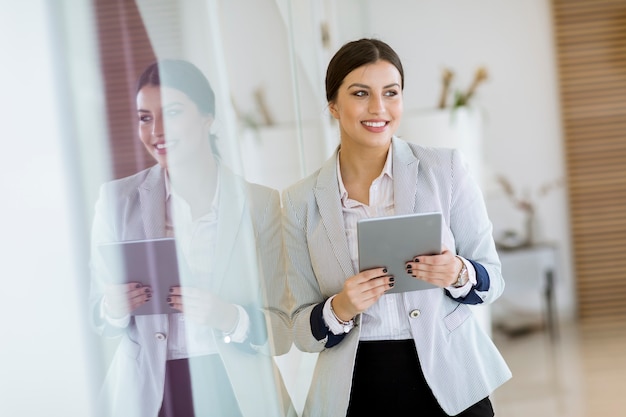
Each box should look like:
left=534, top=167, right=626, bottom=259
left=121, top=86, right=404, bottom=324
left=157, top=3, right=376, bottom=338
left=409, top=309, right=421, bottom=319
left=155, top=332, right=167, bottom=341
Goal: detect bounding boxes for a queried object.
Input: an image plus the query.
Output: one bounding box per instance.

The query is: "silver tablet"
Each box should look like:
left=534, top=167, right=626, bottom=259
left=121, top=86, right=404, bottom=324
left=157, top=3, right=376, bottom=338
left=357, top=212, right=442, bottom=293
left=97, top=237, right=181, bottom=315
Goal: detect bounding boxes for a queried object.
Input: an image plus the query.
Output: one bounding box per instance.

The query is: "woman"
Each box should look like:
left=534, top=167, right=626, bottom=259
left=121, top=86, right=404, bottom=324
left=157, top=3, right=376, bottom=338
left=89, top=60, right=294, bottom=417
left=282, top=39, right=511, bottom=416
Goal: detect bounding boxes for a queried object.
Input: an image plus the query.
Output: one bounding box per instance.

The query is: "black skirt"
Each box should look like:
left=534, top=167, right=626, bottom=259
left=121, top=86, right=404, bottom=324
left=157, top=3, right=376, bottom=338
left=158, top=354, right=243, bottom=417
left=346, top=339, right=494, bottom=417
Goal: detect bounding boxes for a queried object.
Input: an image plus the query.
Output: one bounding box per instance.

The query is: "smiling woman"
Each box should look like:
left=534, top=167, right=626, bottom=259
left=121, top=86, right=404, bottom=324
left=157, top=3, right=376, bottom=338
left=89, top=59, right=294, bottom=417
left=282, top=38, right=511, bottom=417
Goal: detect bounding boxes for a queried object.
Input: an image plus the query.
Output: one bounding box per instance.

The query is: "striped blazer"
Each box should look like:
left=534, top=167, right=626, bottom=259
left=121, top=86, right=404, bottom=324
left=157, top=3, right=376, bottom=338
left=282, top=137, right=511, bottom=416
left=89, top=164, right=294, bottom=417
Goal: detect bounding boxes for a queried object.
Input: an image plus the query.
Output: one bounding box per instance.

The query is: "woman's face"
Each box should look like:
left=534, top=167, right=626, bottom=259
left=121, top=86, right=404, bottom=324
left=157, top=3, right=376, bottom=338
left=329, top=59, right=403, bottom=151
left=136, top=85, right=213, bottom=169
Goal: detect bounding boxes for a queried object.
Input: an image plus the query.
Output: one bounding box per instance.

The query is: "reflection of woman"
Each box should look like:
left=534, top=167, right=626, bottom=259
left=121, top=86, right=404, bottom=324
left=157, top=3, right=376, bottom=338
left=283, top=39, right=511, bottom=416
left=90, top=60, right=293, bottom=417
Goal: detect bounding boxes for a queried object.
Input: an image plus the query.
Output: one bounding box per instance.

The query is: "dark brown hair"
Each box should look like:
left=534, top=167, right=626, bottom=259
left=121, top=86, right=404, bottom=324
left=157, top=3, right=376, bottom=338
left=136, top=59, right=216, bottom=117
left=325, top=38, right=404, bottom=103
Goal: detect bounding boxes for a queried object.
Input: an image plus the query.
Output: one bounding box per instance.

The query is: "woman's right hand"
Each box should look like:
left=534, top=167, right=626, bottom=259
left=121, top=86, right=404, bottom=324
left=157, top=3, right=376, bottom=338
left=103, top=283, right=152, bottom=319
left=331, top=267, right=393, bottom=322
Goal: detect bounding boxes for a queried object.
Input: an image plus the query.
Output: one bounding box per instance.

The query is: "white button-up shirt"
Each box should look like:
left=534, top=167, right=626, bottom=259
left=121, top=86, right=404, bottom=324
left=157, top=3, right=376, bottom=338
left=323, top=147, right=475, bottom=340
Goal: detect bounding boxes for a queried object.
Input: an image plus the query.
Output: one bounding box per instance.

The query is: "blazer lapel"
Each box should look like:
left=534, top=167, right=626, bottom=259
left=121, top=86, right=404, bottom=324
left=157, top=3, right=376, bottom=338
left=138, top=165, right=167, bottom=239
left=314, top=150, right=355, bottom=278
left=213, top=167, right=246, bottom=293
left=392, top=137, right=419, bottom=215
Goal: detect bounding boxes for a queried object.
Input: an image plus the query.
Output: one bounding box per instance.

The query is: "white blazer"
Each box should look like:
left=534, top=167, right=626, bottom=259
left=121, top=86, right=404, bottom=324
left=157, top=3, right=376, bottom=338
left=282, top=138, right=511, bottom=416
left=90, top=164, right=294, bottom=417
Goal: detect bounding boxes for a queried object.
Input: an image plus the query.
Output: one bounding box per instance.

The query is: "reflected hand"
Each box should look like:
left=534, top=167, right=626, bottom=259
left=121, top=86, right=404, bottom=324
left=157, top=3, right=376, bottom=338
left=405, top=246, right=462, bottom=288
left=331, top=267, right=393, bottom=322
left=103, top=282, right=152, bottom=319
left=168, top=286, right=238, bottom=332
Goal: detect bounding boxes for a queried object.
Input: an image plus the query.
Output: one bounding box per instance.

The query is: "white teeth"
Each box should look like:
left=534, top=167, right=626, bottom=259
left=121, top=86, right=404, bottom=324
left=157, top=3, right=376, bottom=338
left=156, top=143, right=174, bottom=149
left=363, top=121, right=386, bottom=128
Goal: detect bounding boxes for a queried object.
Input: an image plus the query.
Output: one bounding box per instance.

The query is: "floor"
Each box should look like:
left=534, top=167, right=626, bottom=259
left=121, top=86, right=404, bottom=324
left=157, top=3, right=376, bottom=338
left=491, top=318, right=626, bottom=417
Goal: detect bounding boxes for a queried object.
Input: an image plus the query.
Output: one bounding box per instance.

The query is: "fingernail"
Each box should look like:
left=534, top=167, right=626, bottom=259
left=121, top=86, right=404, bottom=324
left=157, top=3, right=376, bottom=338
left=407, top=269, right=412, bottom=274
left=169, top=288, right=174, bottom=293
left=145, top=297, right=150, bottom=302
left=144, top=288, right=150, bottom=293
left=413, top=258, right=420, bottom=263
left=382, top=268, right=388, bottom=273
left=146, top=293, right=152, bottom=298
left=135, top=283, right=142, bottom=288
left=168, top=303, right=174, bottom=307
left=389, top=276, right=395, bottom=282
left=389, top=282, right=395, bottom=288
left=166, top=297, right=171, bottom=302
left=405, top=264, right=411, bottom=269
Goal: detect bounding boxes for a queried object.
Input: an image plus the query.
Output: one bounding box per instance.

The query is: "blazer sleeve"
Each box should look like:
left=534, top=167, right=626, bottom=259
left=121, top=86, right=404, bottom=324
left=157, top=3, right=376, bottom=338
left=282, top=187, right=329, bottom=353
left=252, top=186, right=294, bottom=356
left=88, top=182, right=132, bottom=338
left=449, top=149, right=504, bottom=304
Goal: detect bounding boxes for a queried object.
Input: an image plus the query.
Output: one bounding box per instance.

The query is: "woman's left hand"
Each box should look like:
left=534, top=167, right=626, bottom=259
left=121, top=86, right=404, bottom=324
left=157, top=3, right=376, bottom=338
left=405, top=246, right=463, bottom=288
left=168, top=286, right=239, bottom=332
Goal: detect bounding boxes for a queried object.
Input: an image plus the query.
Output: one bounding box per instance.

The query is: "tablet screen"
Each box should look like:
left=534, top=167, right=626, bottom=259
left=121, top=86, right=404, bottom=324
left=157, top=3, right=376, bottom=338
left=357, top=212, right=442, bottom=293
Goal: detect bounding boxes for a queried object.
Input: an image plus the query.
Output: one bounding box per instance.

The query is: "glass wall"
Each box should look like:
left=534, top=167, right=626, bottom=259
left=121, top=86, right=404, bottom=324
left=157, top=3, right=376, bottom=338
left=49, top=0, right=338, bottom=415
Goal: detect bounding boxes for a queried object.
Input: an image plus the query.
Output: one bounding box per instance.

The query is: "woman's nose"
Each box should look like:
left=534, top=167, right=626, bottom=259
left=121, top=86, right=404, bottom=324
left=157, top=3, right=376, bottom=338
left=369, top=94, right=385, bottom=114
left=152, top=117, right=164, bottom=137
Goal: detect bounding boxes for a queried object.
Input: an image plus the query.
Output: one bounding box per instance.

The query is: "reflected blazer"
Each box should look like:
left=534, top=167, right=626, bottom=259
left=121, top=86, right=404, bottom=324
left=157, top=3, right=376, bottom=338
left=89, top=164, right=294, bottom=417
left=282, top=137, right=511, bottom=416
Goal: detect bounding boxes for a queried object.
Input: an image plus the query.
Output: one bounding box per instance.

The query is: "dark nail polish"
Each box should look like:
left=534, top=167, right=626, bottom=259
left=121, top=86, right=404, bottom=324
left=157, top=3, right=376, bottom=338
left=146, top=293, right=152, bottom=298
left=168, top=303, right=174, bottom=307
left=145, top=297, right=150, bottom=302
left=407, top=269, right=412, bottom=274
left=135, top=283, right=142, bottom=288
left=389, top=282, right=395, bottom=288
left=169, top=288, right=174, bottom=293
left=382, top=268, right=388, bottom=274
left=144, top=288, right=150, bottom=293
left=405, top=264, right=411, bottom=269
left=166, top=297, right=171, bottom=302
left=389, top=276, right=395, bottom=282
left=413, top=258, right=420, bottom=263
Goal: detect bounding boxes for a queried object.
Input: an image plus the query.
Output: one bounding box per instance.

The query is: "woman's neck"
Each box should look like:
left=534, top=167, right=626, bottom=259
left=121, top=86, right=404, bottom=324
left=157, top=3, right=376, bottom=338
left=338, top=140, right=390, bottom=205
left=339, top=141, right=390, bottom=186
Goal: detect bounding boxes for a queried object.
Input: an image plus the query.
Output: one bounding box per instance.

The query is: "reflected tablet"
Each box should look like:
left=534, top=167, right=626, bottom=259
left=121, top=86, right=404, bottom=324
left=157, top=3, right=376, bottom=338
left=98, top=238, right=180, bottom=315
left=357, top=212, right=442, bottom=293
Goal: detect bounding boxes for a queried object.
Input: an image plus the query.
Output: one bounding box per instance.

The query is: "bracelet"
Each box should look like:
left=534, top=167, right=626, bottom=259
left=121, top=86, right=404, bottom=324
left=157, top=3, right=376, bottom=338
left=222, top=306, right=241, bottom=344
left=330, top=299, right=354, bottom=333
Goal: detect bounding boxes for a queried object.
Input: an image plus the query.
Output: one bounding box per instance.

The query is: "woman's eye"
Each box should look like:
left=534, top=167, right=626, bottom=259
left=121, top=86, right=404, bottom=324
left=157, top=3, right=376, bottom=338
left=139, top=115, right=152, bottom=123
left=353, top=90, right=367, bottom=97
left=165, top=108, right=181, bottom=117
left=385, top=90, right=399, bottom=97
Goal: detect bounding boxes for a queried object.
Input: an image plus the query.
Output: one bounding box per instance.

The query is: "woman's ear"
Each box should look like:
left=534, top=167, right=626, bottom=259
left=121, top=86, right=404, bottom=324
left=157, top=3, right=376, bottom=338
left=328, top=102, right=339, bottom=119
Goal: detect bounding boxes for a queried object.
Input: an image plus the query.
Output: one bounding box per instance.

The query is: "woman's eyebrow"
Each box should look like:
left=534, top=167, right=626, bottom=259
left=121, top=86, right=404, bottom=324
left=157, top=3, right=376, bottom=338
left=347, top=83, right=370, bottom=89
left=162, top=101, right=184, bottom=109
left=347, top=82, right=400, bottom=89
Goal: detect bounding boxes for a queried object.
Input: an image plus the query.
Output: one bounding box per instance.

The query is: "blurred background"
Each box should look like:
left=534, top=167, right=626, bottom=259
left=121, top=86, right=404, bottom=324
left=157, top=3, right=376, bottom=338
left=1, top=0, right=624, bottom=416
